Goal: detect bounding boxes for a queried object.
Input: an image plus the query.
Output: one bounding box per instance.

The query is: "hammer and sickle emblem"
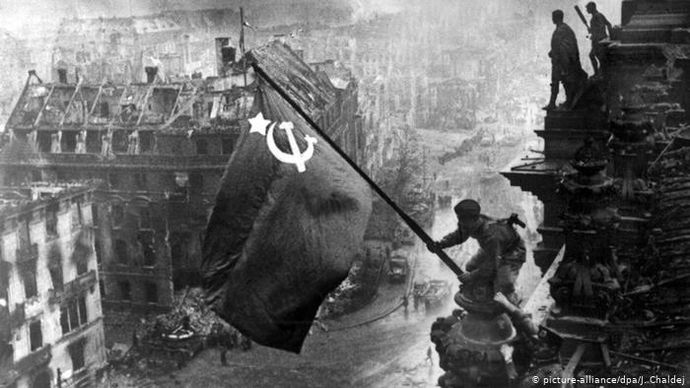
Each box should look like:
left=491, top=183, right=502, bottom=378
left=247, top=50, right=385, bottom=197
left=266, top=121, right=318, bottom=173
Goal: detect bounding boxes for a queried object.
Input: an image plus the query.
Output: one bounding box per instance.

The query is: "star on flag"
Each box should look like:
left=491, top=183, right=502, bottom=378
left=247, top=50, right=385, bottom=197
left=248, top=112, right=271, bottom=136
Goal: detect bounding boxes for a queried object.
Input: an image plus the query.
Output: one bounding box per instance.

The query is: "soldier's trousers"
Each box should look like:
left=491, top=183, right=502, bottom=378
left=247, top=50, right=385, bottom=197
left=466, top=246, right=526, bottom=297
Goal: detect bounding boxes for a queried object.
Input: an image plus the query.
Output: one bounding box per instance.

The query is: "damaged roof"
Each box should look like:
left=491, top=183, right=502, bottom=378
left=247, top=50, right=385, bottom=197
left=6, top=41, right=339, bottom=134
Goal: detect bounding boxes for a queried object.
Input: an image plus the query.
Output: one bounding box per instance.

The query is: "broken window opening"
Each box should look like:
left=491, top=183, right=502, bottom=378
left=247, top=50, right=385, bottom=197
left=71, top=200, right=83, bottom=230
left=17, top=218, right=31, bottom=252
left=114, top=239, right=128, bottom=265
left=139, top=207, right=152, bottom=229
left=46, top=203, right=59, bottom=238
left=57, top=69, right=68, bottom=84
left=48, top=247, right=63, bottom=291
left=37, top=132, right=51, bottom=153
left=61, top=131, right=77, bottom=153
left=78, top=296, right=87, bottom=325
left=21, top=263, right=38, bottom=299
left=29, top=320, right=42, bottom=351
left=140, top=232, right=156, bottom=267
left=111, top=204, right=124, bottom=227
left=99, top=102, right=109, bottom=118
left=140, top=131, right=154, bottom=153
left=145, top=282, right=158, bottom=303
left=119, top=281, right=131, bottom=301
left=68, top=338, right=86, bottom=371
left=94, top=239, right=102, bottom=265
left=60, top=296, right=88, bottom=334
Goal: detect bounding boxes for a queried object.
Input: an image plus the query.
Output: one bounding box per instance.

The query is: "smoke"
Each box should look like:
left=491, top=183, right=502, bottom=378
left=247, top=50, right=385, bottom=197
left=349, top=0, right=407, bottom=23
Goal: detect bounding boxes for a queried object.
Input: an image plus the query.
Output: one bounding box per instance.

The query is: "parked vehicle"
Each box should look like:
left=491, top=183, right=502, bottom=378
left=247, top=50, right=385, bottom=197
left=423, top=280, right=453, bottom=312
left=388, top=254, right=409, bottom=283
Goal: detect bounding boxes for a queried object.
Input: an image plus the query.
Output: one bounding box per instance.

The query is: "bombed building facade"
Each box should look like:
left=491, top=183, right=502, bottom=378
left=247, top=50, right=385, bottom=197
left=0, top=183, right=106, bottom=388
left=0, top=40, right=363, bottom=314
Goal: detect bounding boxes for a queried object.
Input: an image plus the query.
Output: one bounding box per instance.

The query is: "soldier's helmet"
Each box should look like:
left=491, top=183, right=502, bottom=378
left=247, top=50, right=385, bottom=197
left=454, top=199, right=480, bottom=220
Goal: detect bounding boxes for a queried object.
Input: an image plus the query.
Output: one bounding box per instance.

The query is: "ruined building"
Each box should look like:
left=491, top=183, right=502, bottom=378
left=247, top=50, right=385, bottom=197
left=0, top=183, right=106, bottom=388
left=0, top=40, right=363, bottom=313
left=427, top=1, right=690, bottom=387
left=52, top=12, right=237, bottom=84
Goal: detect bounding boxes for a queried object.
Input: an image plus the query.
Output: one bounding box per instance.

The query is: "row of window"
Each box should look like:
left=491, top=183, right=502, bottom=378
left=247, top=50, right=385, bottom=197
left=21, top=253, right=89, bottom=300
left=112, top=234, right=156, bottom=267
left=28, top=298, right=87, bottom=371
left=21, top=169, right=221, bottom=195
left=12, top=209, right=90, bottom=299
left=36, top=131, right=237, bottom=156
left=28, top=295, right=87, bottom=351
left=107, top=171, right=205, bottom=191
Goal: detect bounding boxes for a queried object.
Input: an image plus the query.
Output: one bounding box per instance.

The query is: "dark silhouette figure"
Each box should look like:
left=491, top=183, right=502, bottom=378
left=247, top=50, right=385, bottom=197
left=544, top=10, right=588, bottom=110
left=586, top=2, right=613, bottom=75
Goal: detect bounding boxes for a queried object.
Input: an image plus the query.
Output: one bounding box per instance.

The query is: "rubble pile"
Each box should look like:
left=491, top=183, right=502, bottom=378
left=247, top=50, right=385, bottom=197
left=630, top=146, right=690, bottom=370
left=324, top=260, right=383, bottom=319
left=142, top=287, right=231, bottom=338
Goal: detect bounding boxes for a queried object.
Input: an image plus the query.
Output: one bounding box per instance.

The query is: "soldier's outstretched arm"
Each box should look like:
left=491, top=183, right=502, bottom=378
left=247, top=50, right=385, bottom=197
left=437, top=228, right=468, bottom=249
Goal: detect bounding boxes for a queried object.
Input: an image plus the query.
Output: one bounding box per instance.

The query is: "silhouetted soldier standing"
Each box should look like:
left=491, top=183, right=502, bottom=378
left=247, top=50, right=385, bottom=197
left=544, top=10, right=587, bottom=110
left=586, top=2, right=613, bottom=75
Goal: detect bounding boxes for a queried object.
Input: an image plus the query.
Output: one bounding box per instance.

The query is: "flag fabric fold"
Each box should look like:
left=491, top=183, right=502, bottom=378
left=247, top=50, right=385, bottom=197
left=202, top=75, right=371, bottom=353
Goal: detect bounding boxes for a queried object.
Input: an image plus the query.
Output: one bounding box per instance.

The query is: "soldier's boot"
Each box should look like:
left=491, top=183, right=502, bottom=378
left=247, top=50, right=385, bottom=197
left=494, top=292, right=538, bottom=338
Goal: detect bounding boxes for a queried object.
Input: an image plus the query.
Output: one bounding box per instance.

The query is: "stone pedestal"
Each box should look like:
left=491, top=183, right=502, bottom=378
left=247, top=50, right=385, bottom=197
left=431, top=284, right=527, bottom=388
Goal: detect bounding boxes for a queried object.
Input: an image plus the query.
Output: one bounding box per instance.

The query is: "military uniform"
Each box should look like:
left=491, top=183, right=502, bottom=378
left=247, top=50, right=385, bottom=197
left=438, top=214, right=526, bottom=299
left=588, top=10, right=612, bottom=74
left=547, top=21, right=587, bottom=108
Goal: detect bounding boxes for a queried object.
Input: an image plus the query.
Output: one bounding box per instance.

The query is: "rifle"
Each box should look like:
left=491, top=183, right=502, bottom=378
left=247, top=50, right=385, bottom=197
left=574, top=5, right=589, bottom=30
left=507, top=213, right=526, bottom=229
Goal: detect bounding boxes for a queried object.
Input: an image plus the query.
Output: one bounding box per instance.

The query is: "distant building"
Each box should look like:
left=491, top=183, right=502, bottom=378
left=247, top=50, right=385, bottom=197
left=51, top=9, right=247, bottom=84
left=310, top=59, right=363, bottom=164
left=1, top=41, right=363, bottom=313
left=0, top=183, right=106, bottom=388
left=0, top=30, right=32, bottom=127
left=52, top=15, right=187, bottom=84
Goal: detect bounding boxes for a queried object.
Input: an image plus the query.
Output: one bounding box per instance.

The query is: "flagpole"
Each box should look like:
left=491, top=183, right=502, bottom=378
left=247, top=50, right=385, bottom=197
left=251, top=62, right=465, bottom=277
left=240, top=7, right=247, bottom=88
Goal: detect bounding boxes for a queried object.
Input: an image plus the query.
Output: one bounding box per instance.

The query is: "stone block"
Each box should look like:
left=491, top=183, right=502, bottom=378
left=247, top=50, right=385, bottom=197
left=544, top=110, right=607, bottom=130
left=536, top=129, right=610, bottom=160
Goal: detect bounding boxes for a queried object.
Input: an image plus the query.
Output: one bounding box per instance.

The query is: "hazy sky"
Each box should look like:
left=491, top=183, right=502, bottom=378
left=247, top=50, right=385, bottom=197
left=0, top=0, right=622, bottom=36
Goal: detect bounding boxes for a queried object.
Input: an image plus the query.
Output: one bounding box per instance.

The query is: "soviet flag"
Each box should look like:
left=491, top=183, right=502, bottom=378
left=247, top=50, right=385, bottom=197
left=201, top=75, right=372, bottom=353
